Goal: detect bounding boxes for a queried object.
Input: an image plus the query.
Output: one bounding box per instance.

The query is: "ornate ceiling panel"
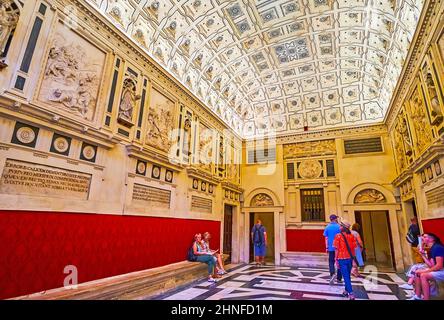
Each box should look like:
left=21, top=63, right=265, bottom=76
left=87, top=0, right=424, bottom=137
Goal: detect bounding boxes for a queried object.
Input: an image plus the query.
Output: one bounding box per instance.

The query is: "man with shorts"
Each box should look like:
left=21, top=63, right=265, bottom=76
left=251, top=219, right=267, bottom=266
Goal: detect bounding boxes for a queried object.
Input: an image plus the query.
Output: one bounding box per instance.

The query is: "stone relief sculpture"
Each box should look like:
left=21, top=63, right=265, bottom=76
left=298, top=159, right=323, bottom=179
left=354, top=189, right=386, bottom=203
left=0, top=1, right=19, bottom=55
left=118, top=78, right=140, bottom=126
left=251, top=193, right=274, bottom=207
left=409, top=86, right=433, bottom=154
left=198, top=123, right=213, bottom=173
left=393, top=131, right=406, bottom=173
left=145, top=89, right=175, bottom=151
left=284, top=139, right=335, bottom=158
left=38, top=24, right=105, bottom=121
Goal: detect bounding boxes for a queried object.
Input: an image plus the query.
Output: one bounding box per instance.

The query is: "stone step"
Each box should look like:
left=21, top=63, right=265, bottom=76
left=12, top=261, right=210, bottom=300
left=280, top=251, right=329, bottom=268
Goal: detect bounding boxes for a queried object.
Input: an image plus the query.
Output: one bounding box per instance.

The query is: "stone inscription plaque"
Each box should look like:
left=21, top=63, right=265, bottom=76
left=132, top=184, right=171, bottom=208
left=191, top=195, right=212, bottom=214
left=426, top=185, right=444, bottom=209
left=0, top=159, right=91, bottom=200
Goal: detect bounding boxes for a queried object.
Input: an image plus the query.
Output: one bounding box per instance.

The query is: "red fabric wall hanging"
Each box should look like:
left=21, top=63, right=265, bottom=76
left=0, top=210, right=220, bottom=299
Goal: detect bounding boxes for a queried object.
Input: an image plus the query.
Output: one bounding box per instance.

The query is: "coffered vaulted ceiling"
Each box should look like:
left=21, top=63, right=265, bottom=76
left=87, top=0, right=424, bottom=137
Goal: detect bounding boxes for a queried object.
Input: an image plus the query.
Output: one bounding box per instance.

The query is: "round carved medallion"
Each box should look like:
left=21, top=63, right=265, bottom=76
left=137, top=162, right=146, bottom=174
left=152, top=166, right=160, bottom=178
left=53, top=137, right=69, bottom=153
left=165, top=170, right=173, bottom=182
left=299, top=160, right=322, bottom=179
left=16, top=127, right=36, bottom=144
left=82, top=145, right=96, bottom=160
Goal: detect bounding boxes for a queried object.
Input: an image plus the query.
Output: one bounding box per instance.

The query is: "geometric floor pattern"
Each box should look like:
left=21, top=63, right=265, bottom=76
left=154, top=264, right=413, bottom=300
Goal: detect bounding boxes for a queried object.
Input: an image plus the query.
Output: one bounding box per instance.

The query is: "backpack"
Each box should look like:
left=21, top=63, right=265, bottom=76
left=187, top=243, right=197, bottom=262
left=406, top=229, right=417, bottom=245
left=253, top=225, right=264, bottom=245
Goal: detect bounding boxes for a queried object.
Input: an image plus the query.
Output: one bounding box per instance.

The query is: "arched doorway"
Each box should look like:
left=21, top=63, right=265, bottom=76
left=343, top=184, right=404, bottom=272
left=241, top=189, right=285, bottom=265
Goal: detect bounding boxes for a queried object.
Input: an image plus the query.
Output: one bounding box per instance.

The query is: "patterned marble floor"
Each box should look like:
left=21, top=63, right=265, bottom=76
left=154, top=264, right=413, bottom=300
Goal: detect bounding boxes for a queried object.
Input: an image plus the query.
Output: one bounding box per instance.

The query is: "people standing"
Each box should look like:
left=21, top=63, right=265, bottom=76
left=251, top=219, right=267, bottom=266
left=351, top=223, right=364, bottom=278
left=324, top=214, right=342, bottom=284
left=407, top=217, right=422, bottom=264
left=333, top=220, right=357, bottom=300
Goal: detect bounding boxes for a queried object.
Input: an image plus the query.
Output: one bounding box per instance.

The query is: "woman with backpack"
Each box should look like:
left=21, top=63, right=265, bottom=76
left=333, top=220, right=358, bottom=300
left=192, top=233, right=218, bottom=283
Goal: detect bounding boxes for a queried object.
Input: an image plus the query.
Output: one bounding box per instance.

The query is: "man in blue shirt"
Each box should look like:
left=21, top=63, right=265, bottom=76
left=324, top=214, right=342, bottom=284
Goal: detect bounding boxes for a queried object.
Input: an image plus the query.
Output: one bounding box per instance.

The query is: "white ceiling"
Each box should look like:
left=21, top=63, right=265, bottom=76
left=87, top=0, right=424, bottom=138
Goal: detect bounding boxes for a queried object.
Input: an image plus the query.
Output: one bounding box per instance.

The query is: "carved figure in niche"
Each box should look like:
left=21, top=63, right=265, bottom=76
left=251, top=193, right=274, bottom=207
left=0, top=1, right=19, bottom=55
left=354, top=189, right=386, bottom=203
left=394, top=134, right=406, bottom=173
left=396, top=115, right=413, bottom=156
left=410, top=89, right=432, bottom=153
left=425, top=72, right=443, bottom=123
left=118, top=78, right=140, bottom=125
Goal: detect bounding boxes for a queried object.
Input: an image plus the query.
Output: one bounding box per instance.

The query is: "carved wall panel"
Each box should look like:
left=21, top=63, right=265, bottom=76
left=407, top=82, right=433, bottom=155
left=0, top=0, right=20, bottom=56
left=145, top=88, right=176, bottom=152
left=283, top=139, right=336, bottom=159
left=420, top=56, right=444, bottom=127
left=37, top=22, right=106, bottom=122
left=250, top=193, right=274, bottom=207
left=354, top=189, right=386, bottom=203
left=198, top=122, right=213, bottom=173
left=298, top=160, right=323, bottom=179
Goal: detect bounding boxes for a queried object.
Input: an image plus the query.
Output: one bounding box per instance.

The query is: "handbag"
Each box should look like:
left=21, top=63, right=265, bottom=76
left=340, top=233, right=359, bottom=266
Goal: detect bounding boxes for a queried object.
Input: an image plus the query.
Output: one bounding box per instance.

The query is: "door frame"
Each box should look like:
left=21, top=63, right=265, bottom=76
left=355, top=210, right=396, bottom=269
left=343, top=203, right=404, bottom=272
left=241, top=206, right=285, bottom=265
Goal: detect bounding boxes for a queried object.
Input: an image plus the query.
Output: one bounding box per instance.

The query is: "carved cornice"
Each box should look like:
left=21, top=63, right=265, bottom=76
left=392, top=169, right=414, bottom=187
left=186, top=167, right=221, bottom=185
left=126, top=145, right=184, bottom=172
left=385, top=0, right=441, bottom=130
left=0, top=96, right=118, bottom=148
left=246, top=124, right=387, bottom=145
left=221, top=181, right=243, bottom=193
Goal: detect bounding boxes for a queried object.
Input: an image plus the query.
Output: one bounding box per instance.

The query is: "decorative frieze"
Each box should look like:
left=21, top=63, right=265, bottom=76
left=283, top=139, right=335, bottom=159
left=354, top=189, right=386, bottom=203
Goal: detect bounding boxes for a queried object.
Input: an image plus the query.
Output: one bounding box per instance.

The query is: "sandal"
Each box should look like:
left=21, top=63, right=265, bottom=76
left=349, top=293, right=356, bottom=300
left=341, top=291, right=349, bottom=297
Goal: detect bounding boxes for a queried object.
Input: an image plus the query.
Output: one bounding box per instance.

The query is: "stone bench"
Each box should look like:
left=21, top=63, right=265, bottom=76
left=12, top=255, right=229, bottom=300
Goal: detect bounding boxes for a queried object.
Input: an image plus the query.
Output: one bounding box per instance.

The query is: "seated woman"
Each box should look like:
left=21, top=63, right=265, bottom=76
left=193, top=233, right=217, bottom=283
left=409, top=233, right=444, bottom=300
left=400, top=234, right=428, bottom=290
left=202, top=232, right=227, bottom=275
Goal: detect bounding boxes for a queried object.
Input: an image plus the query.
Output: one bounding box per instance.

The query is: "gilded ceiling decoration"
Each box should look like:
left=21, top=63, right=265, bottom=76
left=87, top=0, right=424, bottom=137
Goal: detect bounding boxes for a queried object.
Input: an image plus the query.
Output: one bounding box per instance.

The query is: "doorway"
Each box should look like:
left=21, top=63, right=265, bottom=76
left=223, top=204, right=233, bottom=264
left=249, top=212, right=275, bottom=263
left=355, top=211, right=395, bottom=270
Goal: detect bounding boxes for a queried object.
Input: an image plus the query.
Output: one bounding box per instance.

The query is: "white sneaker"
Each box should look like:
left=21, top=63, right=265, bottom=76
left=399, top=283, right=414, bottom=290
left=208, top=277, right=217, bottom=283
left=407, top=294, right=422, bottom=300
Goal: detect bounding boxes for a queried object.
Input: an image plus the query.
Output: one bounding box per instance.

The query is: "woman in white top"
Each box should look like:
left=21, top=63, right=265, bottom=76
left=351, top=223, right=364, bottom=277
left=203, top=232, right=227, bottom=275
